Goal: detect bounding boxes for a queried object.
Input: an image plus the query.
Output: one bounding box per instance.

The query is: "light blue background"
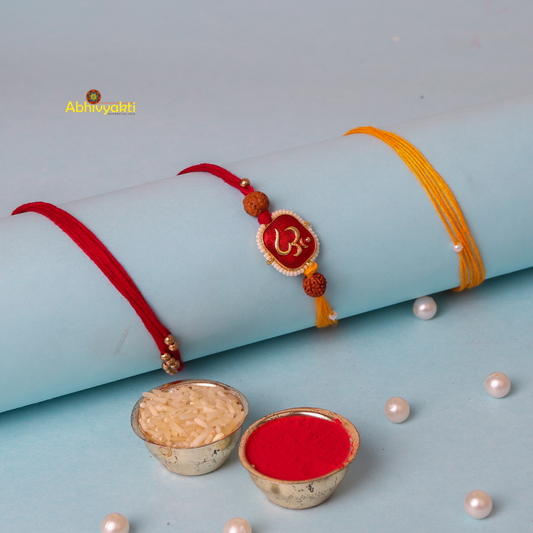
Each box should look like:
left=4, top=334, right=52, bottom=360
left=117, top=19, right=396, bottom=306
left=2, top=272, right=532, bottom=532
left=1, top=1, right=533, bottom=532
left=3, top=95, right=533, bottom=413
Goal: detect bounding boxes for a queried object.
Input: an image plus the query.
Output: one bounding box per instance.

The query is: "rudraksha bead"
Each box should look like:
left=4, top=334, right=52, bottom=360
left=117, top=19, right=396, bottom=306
left=303, top=272, right=327, bottom=297
left=243, top=191, right=269, bottom=217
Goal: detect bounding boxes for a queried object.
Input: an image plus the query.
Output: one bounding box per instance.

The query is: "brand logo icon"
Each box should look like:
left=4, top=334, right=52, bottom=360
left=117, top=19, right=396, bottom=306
left=86, top=89, right=101, bottom=105
left=66, top=90, right=135, bottom=115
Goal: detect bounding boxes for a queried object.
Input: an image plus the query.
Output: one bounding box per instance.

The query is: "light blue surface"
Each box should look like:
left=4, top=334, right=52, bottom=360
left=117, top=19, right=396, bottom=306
left=2, top=96, right=533, bottom=413
left=1, top=268, right=532, bottom=532
left=2, top=1, right=533, bottom=531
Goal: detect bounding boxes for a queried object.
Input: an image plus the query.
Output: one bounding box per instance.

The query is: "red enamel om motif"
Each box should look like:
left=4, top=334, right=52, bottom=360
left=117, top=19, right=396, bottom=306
left=257, top=210, right=320, bottom=276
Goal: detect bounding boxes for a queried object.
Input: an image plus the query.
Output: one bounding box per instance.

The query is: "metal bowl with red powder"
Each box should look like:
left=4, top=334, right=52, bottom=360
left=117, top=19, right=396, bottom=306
left=238, top=407, right=360, bottom=509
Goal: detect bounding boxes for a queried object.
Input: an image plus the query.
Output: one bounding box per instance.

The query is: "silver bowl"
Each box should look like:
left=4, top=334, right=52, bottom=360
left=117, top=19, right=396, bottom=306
left=239, top=407, right=360, bottom=509
left=131, top=379, right=249, bottom=476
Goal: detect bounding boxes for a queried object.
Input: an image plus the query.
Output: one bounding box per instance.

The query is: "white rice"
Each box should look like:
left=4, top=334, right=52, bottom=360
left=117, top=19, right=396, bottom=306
left=138, top=384, right=244, bottom=448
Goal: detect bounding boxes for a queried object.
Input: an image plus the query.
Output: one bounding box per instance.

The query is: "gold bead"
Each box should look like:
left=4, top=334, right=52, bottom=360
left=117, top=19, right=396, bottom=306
left=168, top=341, right=179, bottom=352
left=164, top=335, right=175, bottom=345
left=160, top=352, right=171, bottom=362
left=163, top=357, right=180, bottom=369
left=240, top=179, right=250, bottom=188
left=163, top=364, right=178, bottom=375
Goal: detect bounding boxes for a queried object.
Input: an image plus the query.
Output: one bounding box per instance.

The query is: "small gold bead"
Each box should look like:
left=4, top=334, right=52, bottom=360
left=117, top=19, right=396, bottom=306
left=164, top=335, right=175, bottom=345
left=163, top=364, right=178, bottom=375
left=168, top=341, right=179, bottom=352
left=240, top=179, right=250, bottom=188
left=163, top=357, right=180, bottom=369
left=160, top=352, right=171, bottom=362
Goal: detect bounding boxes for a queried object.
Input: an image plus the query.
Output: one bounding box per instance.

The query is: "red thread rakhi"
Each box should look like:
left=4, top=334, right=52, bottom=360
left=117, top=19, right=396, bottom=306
left=178, top=164, right=337, bottom=328
left=12, top=202, right=183, bottom=375
left=12, top=166, right=336, bottom=377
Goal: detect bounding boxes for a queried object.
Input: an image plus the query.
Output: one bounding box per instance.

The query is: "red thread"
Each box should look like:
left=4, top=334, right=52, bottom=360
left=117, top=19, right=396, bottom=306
left=179, top=164, right=272, bottom=226
left=178, top=163, right=255, bottom=196
left=245, top=415, right=351, bottom=481
left=257, top=209, right=272, bottom=225
left=12, top=202, right=182, bottom=368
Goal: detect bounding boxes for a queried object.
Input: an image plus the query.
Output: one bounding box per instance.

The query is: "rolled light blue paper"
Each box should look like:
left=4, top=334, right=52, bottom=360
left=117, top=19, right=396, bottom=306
left=1, top=95, right=533, bottom=413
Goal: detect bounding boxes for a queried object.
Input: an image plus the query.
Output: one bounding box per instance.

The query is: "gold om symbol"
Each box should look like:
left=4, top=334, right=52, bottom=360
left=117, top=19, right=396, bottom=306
left=274, top=226, right=311, bottom=257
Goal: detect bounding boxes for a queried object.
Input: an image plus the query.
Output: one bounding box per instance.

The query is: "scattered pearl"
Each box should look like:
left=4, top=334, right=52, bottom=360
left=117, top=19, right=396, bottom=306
left=223, top=517, right=252, bottom=533
left=484, top=372, right=511, bottom=398
left=413, top=296, right=437, bottom=320
left=453, top=243, right=463, bottom=252
left=384, top=397, right=410, bottom=423
left=328, top=311, right=338, bottom=321
left=464, top=490, right=492, bottom=519
left=100, top=513, right=129, bottom=533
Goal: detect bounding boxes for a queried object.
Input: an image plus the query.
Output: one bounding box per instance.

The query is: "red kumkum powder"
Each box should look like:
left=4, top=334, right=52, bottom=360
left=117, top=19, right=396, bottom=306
left=245, top=415, right=351, bottom=481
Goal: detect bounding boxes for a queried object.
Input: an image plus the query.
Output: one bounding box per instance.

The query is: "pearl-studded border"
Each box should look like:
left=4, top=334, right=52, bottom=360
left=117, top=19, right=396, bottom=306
left=256, top=209, right=320, bottom=276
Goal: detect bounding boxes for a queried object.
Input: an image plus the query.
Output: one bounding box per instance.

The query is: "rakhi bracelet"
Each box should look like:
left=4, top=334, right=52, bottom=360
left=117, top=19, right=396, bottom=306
left=11, top=202, right=183, bottom=375
left=344, top=127, right=485, bottom=291
left=178, top=164, right=338, bottom=327
left=13, top=131, right=465, bottom=377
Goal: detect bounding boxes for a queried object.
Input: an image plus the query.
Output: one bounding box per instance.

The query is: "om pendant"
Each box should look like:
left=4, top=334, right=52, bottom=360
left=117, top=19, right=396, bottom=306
left=256, top=210, right=320, bottom=276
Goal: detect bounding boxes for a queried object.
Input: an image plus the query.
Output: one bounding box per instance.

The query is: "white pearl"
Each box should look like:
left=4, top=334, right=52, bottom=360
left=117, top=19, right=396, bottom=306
left=413, top=296, right=437, bottom=320
left=484, top=372, right=511, bottom=398
left=223, top=517, right=252, bottom=533
left=384, top=397, right=410, bottom=423
left=100, top=513, right=129, bottom=533
left=453, top=243, right=463, bottom=252
left=464, top=490, right=492, bottom=519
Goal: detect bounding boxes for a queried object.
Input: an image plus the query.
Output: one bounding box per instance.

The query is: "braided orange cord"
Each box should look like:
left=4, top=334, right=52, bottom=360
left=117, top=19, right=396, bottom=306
left=344, top=127, right=484, bottom=291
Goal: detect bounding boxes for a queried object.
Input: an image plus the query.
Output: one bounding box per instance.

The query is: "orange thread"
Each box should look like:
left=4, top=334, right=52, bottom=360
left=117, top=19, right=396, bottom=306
left=303, top=262, right=318, bottom=277
left=344, top=127, right=484, bottom=291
